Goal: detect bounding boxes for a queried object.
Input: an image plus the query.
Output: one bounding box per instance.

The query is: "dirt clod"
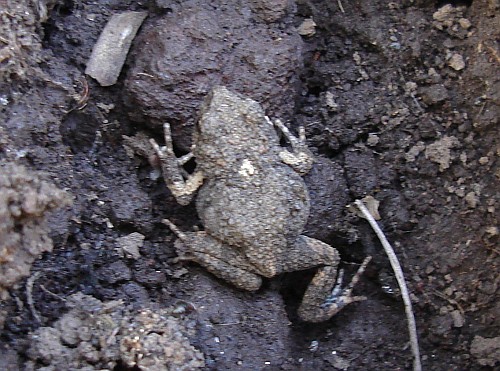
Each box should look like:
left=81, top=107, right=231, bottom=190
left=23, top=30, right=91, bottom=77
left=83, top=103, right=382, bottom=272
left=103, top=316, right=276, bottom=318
left=470, top=335, right=500, bottom=367
left=25, top=293, right=205, bottom=370
left=424, top=136, right=460, bottom=172
left=0, top=162, right=70, bottom=303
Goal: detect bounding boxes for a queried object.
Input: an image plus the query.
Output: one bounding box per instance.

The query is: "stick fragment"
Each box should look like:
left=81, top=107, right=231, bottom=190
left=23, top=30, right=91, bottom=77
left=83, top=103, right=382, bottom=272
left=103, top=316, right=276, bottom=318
left=26, top=271, right=42, bottom=323
left=85, top=11, right=148, bottom=86
left=355, top=199, right=422, bottom=371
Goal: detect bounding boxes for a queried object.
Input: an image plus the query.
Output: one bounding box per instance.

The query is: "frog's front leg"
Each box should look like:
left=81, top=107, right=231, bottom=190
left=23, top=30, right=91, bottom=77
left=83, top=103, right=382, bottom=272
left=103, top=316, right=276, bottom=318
left=267, top=116, right=314, bottom=175
left=150, top=123, right=204, bottom=206
left=281, top=235, right=371, bottom=322
left=163, top=219, right=262, bottom=291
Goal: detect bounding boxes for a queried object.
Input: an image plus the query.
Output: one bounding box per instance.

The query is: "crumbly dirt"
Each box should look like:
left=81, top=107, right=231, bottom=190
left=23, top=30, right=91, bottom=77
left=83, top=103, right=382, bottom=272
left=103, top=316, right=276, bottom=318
left=24, top=292, right=204, bottom=370
left=0, top=162, right=71, bottom=326
left=0, top=0, right=498, bottom=370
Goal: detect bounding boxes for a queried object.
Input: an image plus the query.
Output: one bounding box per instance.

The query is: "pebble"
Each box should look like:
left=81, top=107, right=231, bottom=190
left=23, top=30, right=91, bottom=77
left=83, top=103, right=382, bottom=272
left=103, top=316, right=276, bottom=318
left=451, top=310, right=465, bottom=328
left=448, top=53, right=466, bottom=71
left=117, top=232, right=144, bottom=259
left=458, top=18, right=471, bottom=29
left=478, top=156, right=489, bottom=165
left=419, top=84, right=449, bottom=105
left=465, top=191, right=478, bottom=208
left=298, top=18, right=317, bottom=37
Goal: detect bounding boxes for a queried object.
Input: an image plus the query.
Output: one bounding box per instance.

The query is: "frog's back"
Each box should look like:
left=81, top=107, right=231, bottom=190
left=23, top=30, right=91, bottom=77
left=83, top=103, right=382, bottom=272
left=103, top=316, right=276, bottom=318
left=196, top=163, right=309, bottom=249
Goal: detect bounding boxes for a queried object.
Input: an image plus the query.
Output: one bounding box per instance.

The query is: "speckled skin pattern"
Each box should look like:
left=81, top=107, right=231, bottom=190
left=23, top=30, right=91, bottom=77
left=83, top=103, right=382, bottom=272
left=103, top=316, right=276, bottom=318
left=152, top=86, right=369, bottom=322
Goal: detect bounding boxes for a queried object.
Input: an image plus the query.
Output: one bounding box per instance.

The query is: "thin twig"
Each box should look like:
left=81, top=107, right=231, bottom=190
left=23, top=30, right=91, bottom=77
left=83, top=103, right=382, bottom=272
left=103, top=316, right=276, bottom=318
left=337, top=0, right=345, bottom=13
left=355, top=199, right=422, bottom=371
left=26, top=271, right=43, bottom=324
left=40, top=285, right=67, bottom=302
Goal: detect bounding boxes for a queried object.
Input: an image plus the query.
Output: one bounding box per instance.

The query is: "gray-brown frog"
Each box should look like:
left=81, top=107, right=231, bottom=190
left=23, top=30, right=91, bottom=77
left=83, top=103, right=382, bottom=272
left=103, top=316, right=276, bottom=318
left=150, top=86, right=371, bottom=322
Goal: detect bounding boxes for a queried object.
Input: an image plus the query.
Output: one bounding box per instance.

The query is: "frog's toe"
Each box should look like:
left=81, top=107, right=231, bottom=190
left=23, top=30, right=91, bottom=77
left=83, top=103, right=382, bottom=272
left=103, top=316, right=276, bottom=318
left=298, top=256, right=371, bottom=322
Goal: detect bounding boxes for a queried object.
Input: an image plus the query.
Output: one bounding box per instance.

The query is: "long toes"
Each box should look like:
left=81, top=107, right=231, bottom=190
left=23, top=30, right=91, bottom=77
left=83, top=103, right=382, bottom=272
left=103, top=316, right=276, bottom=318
left=321, top=291, right=367, bottom=309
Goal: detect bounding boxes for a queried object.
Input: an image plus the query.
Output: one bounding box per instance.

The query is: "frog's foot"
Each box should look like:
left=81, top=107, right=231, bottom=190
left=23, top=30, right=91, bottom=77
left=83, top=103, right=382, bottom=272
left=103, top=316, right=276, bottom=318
left=150, top=123, right=203, bottom=206
left=163, top=219, right=262, bottom=291
left=266, top=116, right=314, bottom=175
left=298, top=256, right=372, bottom=323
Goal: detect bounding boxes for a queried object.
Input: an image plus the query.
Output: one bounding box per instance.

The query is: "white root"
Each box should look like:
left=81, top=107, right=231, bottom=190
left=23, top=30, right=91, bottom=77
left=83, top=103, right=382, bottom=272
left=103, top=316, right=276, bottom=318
left=355, top=199, right=422, bottom=371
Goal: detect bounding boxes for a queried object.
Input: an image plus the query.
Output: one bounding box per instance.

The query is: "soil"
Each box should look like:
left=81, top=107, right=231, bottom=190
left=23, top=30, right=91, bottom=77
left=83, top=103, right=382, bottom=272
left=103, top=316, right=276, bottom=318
left=0, top=0, right=499, bottom=370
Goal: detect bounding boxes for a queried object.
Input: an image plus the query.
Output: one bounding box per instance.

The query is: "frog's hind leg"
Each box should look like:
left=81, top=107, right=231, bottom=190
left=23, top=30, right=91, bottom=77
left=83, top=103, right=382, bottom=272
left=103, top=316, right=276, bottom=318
left=163, top=219, right=262, bottom=291
left=283, top=235, right=371, bottom=323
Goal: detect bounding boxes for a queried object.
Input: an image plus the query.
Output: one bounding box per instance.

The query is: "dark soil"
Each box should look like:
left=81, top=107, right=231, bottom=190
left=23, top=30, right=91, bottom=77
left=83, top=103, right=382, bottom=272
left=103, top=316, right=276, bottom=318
left=1, top=0, right=498, bottom=370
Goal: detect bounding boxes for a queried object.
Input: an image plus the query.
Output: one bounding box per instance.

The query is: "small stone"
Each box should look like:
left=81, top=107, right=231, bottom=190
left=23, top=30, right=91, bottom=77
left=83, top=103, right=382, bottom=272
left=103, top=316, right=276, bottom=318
left=117, top=232, right=144, bottom=259
left=433, top=4, right=455, bottom=22
left=455, top=186, right=466, bottom=198
left=325, top=91, right=338, bottom=111
left=485, top=226, right=498, bottom=236
left=405, top=141, right=426, bottom=162
left=366, top=133, right=379, bottom=146
left=478, top=156, right=489, bottom=165
left=448, top=53, right=465, bottom=71
left=425, top=136, right=459, bottom=171
left=458, top=18, right=471, bottom=29
left=419, top=84, right=449, bottom=105
left=404, top=81, right=417, bottom=93
left=465, top=191, right=479, bottom=208
left=353, top=52, right=362, bottom=65
left=451, top=310, right=465, bottom=328
left=297, top=18, right=317, bottom=37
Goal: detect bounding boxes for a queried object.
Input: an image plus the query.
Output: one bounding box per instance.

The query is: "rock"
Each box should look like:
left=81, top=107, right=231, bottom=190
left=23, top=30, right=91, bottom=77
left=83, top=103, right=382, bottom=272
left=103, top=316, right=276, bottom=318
left=425, top=136, right=460, bottom=172
left=478, top=156, right=489, bottom=165
left=405, top=141, right=426, bottom=162
left=297, top=18, right=317, bottom=37
left=485, top=226, right=498, bottom=236
left=124, top=0, right=303, bottom=151
left=419, top=84, right=449, bottom=105
left=464, top=191, right=479, bottom=208
left=470, top=335, right=500, bottom=367
left=458, top=18, right=471, bottom=29
left=325, top=91, right=339, bottom=112
left=117, top=232, right=144, bottom=259
left=366, top=133, right=379, bottom=146
left=448, top=53, right=465, bottom=71
left=433, top=4, right=456, bottom=23
left=450, top=310, right=464, bottom=328
left=248, top=0, right=295, bottom=22
left=432, top=4, right=461, bottom=29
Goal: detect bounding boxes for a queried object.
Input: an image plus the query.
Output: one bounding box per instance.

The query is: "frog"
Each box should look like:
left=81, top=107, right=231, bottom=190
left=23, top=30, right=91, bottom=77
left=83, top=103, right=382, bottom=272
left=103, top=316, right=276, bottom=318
left=150, top=86, right=371, bottom=322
